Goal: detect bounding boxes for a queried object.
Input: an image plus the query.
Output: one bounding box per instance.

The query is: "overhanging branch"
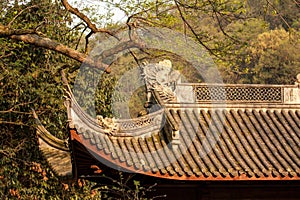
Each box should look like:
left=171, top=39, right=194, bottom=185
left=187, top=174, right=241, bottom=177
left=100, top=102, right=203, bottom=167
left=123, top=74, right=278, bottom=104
left=0, top=26, right=144, bottom=73
left=9, top=34, right=88, bottom=63
left=0, top=27, right=108, bottom=71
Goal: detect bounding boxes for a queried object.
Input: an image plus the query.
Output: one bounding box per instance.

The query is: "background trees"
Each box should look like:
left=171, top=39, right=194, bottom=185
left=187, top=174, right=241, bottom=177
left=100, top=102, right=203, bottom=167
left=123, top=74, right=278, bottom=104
left=0, top=0, right=299, bottom=199
left=0, top=0, right=94, bottom=199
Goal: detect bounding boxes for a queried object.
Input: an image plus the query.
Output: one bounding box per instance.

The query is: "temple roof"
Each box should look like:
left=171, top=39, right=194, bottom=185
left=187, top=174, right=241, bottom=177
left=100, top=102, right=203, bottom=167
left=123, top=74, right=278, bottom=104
left=68, top=102, right=300, bottom=180
left=36, top=61, right=300, bottom=181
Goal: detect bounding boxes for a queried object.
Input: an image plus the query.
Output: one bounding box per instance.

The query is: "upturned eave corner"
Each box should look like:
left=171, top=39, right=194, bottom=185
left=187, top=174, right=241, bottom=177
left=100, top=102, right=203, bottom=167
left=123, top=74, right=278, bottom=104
left=61, top=69, right=76, bottom=129
left=33, top=109, right=73, bottom=178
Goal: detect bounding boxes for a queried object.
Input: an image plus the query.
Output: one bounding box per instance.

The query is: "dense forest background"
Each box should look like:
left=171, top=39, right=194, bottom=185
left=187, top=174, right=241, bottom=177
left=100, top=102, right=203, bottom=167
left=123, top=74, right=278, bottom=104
left=0, top=0, right=299, bottom=199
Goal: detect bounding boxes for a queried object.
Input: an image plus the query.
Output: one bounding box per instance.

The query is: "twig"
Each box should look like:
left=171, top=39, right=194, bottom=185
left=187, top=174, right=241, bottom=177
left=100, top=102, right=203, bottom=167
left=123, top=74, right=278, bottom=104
left=173, top=0, right=219, bottom=57
left=0, top=121, right=29, bottom=126
left=60, top=0, right=114, bottom=36
left=75, top=25, right=87, bottom=50
left=0, top=98, right=38, bottom=114
left=265, top=0, right=291, bottom=29
left=207, top=0, right=240, bottom=43
left=292, top=0, right=300, bottom=8
left=7, top=5, right=39, bottom=27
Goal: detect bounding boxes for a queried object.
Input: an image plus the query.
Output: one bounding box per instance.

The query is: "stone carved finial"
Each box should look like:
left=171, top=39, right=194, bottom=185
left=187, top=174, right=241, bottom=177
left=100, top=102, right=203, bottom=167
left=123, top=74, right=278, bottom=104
left=142, top=60, right=181, bottom=103
left=142, top=59, right=179, bottom=86
left=156, top=60, right=173, bottom=86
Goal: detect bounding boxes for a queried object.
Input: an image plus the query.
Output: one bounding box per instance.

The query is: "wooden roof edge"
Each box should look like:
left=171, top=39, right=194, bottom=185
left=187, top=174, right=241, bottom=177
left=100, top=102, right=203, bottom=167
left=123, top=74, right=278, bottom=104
left=38, top=138, right=73, bottom=178
left=80, top=174, right=300, bottom=182
left=72, top=130, right=300, bottom=181
left=33, top=109, right=69, bottom=151
left=32, top=110, right=73, bottom=178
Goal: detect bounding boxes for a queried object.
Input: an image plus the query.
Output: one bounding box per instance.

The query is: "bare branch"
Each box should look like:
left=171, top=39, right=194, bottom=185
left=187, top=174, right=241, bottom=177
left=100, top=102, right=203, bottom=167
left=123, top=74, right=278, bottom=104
left=293, top=0, right=300, bottom=8
left=60, top=0, right=114, bottom=36
left=0, top=52, right=13, bottom=59
left=126, top=1, right=170, bottom=25
left=0, top=27, right=38, bottom=36
left=97, top=39, right=145, bottom=61
left=0, top=120, right=29, bottom=126
left=60, top=0, right=121, bottom=54
left=0, top=27, right=107, bottom=71
left=12, top=34, right=86, bottom=61
left=0, top=98, right=38, bottom=114
left=84, top=31, right=93, bottom=53
left=75, top=25, right=87, bottom=50
left=1, top=25, right=147, bottom=73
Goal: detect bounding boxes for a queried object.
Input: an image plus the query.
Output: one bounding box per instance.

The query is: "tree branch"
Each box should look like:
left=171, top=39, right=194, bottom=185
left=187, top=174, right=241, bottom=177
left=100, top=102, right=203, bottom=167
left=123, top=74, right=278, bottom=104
left=60, top=0, right=114, bottom=36
left=0, top=28, right=107, bottom=72
left=293, top=0, right=300, bottom=8
left=96, top=40, right=145, bottom=62
left=0, top=26, right=145, bottom=73
left=0, top=27, right=38, bottom=36
left=0, top=120, right=29, bottom=126
left=11, top=34, right=87, bottom=61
